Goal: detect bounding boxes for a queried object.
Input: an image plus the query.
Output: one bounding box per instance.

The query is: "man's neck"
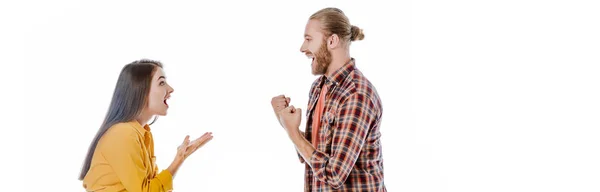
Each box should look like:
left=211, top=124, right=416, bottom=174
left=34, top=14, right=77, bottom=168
left=325, top=51, right=352, bottom=77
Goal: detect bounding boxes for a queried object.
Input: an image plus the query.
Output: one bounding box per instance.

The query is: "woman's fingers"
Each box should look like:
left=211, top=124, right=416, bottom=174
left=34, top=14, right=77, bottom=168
left=182, top=135, right=190, bottom=146
left=186, top=132, right=213, bottom=155
left=190, top=132, right=209, bottom=144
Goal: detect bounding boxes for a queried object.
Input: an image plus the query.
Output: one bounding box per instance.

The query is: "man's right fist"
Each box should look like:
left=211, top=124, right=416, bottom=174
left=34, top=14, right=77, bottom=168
left=271, top=95, right=291, bottom=125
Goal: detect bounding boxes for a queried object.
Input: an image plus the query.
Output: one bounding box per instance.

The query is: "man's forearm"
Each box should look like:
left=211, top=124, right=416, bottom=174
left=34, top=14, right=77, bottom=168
left=288, top=129, right=315, bottom=166
left=296, top=131, right=306, bottom=163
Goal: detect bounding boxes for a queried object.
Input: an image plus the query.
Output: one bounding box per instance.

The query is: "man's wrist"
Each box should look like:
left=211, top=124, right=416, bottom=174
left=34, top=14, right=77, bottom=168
left=286, top=126, right=301, bottom=138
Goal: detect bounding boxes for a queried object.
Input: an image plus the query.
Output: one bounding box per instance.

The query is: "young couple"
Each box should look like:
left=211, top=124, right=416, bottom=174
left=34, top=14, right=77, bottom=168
left=79, top=7, right=386, bottom=192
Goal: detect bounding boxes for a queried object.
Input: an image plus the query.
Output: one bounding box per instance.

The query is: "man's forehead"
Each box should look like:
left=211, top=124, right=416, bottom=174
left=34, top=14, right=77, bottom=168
left=305, top=20, right=323, bottom=36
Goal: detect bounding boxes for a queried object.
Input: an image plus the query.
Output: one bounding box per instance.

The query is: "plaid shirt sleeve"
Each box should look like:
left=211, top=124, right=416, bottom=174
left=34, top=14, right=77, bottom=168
left=308, top=92, right=375, bottom=189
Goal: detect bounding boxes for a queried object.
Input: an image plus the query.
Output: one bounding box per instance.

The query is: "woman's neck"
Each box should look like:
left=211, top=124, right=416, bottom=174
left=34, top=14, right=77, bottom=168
left=135, top=112, right=153, bottom=127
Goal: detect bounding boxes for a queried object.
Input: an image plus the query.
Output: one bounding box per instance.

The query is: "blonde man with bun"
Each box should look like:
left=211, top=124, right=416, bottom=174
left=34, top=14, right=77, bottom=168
left=271, top=7, right=386, bottom=192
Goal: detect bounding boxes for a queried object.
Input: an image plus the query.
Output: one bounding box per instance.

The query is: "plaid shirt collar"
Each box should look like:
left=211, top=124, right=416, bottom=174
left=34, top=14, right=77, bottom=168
left=318, top=58, right=356, bottom=88
left=308, top=58, right=356, bottom=115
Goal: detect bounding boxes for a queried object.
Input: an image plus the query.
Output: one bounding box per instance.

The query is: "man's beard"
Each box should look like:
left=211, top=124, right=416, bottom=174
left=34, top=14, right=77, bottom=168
left=312, top=39, right=332, bottom=75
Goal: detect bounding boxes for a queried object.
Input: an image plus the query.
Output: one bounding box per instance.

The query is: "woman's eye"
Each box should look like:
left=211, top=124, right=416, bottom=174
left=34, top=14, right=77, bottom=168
left=159, top=81, right=165, bottom=86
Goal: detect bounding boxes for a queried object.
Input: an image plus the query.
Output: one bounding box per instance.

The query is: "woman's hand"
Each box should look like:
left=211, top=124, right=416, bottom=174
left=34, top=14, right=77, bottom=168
left=168, top=132, right=213, bottom=176
left=177, top=132, right=213, bottom=160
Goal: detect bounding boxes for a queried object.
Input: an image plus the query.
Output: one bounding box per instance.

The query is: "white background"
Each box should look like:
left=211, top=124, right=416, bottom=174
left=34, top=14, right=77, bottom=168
left=4, top=0, right=600, bottom=191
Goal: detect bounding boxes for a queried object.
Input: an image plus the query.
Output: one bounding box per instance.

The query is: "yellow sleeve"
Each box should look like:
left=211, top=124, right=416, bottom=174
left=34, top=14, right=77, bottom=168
left=100, top=127, right=174, bottom=192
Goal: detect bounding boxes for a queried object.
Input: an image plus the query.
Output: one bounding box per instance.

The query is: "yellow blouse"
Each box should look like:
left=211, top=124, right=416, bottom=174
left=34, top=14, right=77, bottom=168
left=83, top=121, right=173, bottom=192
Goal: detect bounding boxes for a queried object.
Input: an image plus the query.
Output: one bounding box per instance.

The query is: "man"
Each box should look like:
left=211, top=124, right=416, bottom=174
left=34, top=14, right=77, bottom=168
left=271, top=7, right=386, bottom=192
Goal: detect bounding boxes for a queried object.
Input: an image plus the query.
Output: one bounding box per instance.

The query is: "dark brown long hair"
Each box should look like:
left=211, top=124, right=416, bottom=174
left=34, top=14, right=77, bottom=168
left=78, top=59, right=163, bottom=180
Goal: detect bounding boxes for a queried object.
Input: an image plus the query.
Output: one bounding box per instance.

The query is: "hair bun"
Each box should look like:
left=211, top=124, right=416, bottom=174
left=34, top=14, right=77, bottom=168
left=350, top=25, right=364, bottom=41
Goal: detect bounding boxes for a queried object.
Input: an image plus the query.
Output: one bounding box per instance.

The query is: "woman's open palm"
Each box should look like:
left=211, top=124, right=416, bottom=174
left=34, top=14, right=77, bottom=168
left=176, top=132, right=213, bottom=160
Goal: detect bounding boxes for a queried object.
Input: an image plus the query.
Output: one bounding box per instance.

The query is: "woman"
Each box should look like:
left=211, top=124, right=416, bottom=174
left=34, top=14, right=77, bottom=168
left=78, top=59, right=213, bottom=192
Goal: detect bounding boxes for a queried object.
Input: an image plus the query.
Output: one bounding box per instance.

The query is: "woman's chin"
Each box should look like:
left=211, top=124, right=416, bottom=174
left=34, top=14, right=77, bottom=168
left=157, top=111, right=168, bottom=116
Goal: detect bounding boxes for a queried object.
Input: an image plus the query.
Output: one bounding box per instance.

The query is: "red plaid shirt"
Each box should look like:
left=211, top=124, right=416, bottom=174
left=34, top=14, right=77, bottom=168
left=301, top=58, right=386, bottom=191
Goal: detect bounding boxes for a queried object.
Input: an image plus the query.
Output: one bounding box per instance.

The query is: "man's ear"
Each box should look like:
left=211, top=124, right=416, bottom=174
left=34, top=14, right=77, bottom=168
left=328, top=34, right=340, bottom=49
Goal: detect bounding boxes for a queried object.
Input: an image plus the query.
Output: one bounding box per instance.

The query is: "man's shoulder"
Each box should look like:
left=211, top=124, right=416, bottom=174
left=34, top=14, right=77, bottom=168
left=340, top=69, right=382, bottom=110
left=343, top=69, right=378, bottom=96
